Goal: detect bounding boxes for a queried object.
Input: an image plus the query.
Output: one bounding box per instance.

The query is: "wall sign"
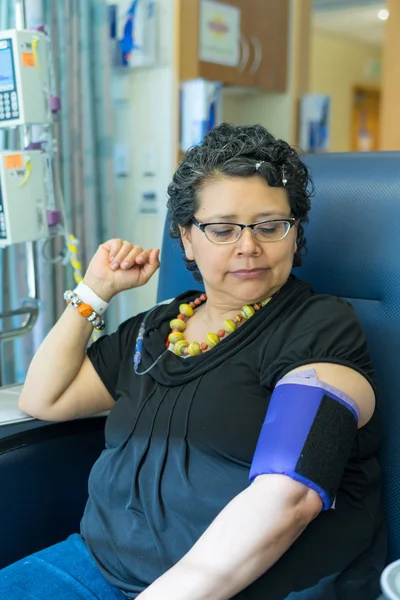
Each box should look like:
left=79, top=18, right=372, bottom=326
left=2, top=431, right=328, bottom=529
left=199, top=0, right=240, bottom=67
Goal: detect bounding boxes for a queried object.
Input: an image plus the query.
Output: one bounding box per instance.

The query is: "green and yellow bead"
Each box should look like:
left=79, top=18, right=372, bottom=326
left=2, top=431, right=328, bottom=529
left=179, top=303, right=194, bottom=318
left=223, top=319, right=237, bottom=333
left=241, top=305, right=256, bottom=319
left=170, top=318, right=186, bottom=331
left=174, top=339, right=189, bottom=355
left=261, top=297, right=272, bottom=307
left=205, top=332, right=220, bottom=348
left=168, top=331, right=185, bottom=344
left=188, top=341, right=202, bottom=356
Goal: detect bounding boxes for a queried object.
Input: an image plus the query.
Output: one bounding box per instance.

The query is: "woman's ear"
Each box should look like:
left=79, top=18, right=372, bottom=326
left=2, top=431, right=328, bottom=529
left=179, top=225, right=195, bottom=261
left=294, top=222, right=298, bottom=254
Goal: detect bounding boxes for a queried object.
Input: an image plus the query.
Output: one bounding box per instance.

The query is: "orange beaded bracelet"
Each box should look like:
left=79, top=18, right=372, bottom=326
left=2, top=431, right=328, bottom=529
left=63, top=290, right=105, bottom=330
left=78, top=302, right=94, bottom=318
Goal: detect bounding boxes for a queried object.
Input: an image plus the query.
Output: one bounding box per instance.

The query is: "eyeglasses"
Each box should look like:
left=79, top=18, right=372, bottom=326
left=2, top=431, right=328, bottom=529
left=191, top=217, right=296, bottom=245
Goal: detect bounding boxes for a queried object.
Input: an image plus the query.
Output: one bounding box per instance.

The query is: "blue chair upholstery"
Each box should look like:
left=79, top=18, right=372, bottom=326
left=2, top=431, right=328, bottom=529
left=157, top=227, right=205, bottom=301
left=158, top=152, right=400, bottom=563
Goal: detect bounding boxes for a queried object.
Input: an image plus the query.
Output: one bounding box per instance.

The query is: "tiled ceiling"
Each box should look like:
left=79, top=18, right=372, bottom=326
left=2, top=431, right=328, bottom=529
left=313, top=2, right=387, bottom=46
left=314, top=0, right=385, bottom=11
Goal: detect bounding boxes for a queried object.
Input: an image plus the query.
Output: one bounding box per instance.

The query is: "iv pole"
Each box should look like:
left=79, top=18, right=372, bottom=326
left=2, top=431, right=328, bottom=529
left=0, top=0, right=40, bottom=342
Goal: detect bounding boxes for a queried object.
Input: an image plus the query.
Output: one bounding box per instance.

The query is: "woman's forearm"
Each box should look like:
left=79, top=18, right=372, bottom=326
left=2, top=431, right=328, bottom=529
left=18, top=305, right=93, bottom=418
left=137, top=475, right=321, bottom=600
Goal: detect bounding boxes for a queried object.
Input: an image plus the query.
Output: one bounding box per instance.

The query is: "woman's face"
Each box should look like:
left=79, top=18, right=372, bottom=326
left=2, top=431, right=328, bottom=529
left=180, top=176, right=297, bottom=307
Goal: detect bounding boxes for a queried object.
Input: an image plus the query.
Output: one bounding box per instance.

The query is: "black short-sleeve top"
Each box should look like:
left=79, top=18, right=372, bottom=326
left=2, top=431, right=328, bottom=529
left=81, top=276, right=386, bottom=599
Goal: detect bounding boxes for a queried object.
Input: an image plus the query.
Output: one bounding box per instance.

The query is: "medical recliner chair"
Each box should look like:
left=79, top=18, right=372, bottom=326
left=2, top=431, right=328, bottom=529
left=0, top=152, right=399, bottom=573
left=158, top=151, right=400, bottom=564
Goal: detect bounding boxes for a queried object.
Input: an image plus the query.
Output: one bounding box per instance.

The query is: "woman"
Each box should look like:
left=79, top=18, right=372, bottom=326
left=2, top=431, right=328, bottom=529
left=1, top=124, right=386, bottom=599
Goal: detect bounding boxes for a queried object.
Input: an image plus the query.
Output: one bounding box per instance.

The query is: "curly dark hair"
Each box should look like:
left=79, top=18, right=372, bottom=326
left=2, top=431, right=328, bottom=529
left=167, top=123, right=313, bottom=281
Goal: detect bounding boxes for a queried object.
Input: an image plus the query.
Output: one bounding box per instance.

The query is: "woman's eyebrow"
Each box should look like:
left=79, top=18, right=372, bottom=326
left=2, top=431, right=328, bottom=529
left=203, top=211, right=289, bottom=221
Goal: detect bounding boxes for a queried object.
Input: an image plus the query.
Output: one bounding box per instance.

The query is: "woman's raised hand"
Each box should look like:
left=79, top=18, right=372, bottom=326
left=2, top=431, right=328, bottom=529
left=83, top=239, right=160, bottom=302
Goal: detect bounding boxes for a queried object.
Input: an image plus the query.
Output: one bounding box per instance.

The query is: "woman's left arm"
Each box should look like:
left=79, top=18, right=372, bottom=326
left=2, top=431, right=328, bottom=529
left=137, top=363, right=375, bottom=600
left=137, top=471, right=320, bottom=600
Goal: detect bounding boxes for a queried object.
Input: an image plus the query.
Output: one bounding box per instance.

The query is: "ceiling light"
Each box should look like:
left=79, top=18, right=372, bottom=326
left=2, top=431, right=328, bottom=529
left=378, top=8, right=389, bottom=20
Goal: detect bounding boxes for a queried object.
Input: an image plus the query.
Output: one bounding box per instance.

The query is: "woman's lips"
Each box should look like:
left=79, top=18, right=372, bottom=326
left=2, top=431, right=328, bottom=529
left=230, top=268, right=267, bottom=280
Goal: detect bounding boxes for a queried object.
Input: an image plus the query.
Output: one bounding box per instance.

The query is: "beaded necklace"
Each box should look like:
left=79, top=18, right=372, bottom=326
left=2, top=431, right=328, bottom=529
left=168, top=293, right=272, bottom=356
left=133, top=294, right=274, bottom=375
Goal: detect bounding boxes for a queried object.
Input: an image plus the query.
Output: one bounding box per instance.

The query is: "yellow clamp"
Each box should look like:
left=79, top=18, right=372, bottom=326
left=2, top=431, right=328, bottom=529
left=32, top=37, right=41, bottom=72
left=19, top=158, right=32, bottom=187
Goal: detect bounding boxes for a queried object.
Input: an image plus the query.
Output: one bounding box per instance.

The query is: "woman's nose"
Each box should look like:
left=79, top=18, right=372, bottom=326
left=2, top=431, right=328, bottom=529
left=236, top=227, right=259, bottom=254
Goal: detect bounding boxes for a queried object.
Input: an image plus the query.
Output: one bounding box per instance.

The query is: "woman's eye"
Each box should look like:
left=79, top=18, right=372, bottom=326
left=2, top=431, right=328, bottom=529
left=210, top=227, right=235, bottom=237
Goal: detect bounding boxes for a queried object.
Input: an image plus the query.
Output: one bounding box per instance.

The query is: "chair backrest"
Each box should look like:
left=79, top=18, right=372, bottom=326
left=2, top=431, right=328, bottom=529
left=157, top=226, right=205, bottom=301
left=157, top=151, right=400, bottom=562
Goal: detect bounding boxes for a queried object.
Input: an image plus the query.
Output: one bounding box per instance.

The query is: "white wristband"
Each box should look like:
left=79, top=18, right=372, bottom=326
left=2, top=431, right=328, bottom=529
left=74, top=282, right=109, bottom=316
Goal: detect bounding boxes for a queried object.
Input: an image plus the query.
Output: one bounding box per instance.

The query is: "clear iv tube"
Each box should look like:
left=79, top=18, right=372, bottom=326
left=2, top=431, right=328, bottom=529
left=15, top=0, right=30, bottom=149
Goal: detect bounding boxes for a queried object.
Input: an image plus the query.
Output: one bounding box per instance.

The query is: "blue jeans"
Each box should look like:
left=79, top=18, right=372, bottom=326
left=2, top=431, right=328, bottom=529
left=0, top=533, right=127, bottom=599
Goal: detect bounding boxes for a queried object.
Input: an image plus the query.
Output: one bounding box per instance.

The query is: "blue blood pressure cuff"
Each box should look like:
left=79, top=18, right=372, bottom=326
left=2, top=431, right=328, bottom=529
left=249, top=369, right=360, bottom=510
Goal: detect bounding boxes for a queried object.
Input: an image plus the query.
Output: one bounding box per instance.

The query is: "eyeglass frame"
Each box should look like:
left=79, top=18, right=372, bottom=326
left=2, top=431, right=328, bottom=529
left=191, top=216, right=297, bottom=245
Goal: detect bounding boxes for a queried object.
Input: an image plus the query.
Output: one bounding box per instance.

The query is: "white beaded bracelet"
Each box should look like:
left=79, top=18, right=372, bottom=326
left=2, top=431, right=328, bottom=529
left=64, top=290, right=105, bottom=331
left=74, top=282, right=109, bottom=316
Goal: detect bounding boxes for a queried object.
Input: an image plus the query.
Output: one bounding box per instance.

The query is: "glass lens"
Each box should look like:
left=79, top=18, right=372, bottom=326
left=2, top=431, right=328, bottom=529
left=254, top=221, right=290, bottom=242
left=204, top=224, right=242, bottom=243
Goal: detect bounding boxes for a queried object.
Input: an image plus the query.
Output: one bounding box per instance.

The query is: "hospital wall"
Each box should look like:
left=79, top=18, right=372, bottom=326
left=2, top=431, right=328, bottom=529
left=310, top=30, right=381, bottom=153
left=110, top=0, right=310, bottom=315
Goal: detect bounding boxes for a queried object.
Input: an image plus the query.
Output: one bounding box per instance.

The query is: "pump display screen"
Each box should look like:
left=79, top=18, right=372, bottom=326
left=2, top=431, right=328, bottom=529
left=0, top=40, right=15, bottom=91
left=0, top=39, right=19, bottom=122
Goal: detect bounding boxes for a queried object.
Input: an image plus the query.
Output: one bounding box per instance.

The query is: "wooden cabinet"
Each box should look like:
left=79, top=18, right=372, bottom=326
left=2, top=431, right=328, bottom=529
left=179, top=0, right=289, bottom=92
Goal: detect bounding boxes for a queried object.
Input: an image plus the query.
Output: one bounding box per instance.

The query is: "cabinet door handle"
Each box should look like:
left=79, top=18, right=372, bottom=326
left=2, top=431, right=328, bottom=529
left=238, top=34, right=250, bottom=73
left=250, top=36, right=262, bottom=75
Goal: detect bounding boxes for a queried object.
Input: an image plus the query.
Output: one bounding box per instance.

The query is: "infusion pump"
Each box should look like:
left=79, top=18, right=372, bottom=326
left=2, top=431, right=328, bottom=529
left=0, top=29, right=51, bottom=127
left=0, top=150, right=49, bottom=246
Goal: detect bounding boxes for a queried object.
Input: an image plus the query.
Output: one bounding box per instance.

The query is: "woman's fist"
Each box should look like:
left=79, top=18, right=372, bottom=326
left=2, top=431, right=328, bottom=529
left=82, top=239, right=160, bottom=302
